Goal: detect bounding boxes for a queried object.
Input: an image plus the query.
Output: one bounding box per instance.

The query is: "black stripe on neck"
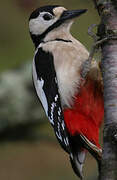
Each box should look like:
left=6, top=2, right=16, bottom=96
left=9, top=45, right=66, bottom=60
left=42, top=38, right=72, bottom=44
left=55, top=38, right=72, bottom=43
left=30, top=12, right=70, bottom=48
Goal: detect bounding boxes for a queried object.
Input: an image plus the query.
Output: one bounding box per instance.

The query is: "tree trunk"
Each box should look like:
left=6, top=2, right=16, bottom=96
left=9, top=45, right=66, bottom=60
left=92, top=0, right=117, bottom=179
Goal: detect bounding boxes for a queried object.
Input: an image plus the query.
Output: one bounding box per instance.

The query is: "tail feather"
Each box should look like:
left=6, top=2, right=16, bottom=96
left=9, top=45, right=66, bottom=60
left=80, top=134, right=102, bottom=173
left=70, top=149, right=86, bottom=179
left=69, top=134, right=102, bottom=179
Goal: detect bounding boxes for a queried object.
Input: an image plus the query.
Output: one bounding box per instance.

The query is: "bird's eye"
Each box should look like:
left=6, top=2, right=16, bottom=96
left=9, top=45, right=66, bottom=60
left=43, top=13, right=53, bottom=21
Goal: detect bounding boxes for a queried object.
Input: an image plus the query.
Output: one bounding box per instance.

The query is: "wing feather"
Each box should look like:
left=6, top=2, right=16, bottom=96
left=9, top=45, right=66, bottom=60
left=33, top=47, right=71, bottom=153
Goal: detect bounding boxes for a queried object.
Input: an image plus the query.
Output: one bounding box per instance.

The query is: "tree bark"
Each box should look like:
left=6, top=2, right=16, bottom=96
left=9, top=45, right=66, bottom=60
left=92, top=0, right=117, bottom=179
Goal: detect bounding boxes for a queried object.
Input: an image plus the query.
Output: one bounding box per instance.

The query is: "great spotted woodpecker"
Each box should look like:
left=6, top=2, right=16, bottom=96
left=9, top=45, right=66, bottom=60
left=29, top=5, right=104, bottom=179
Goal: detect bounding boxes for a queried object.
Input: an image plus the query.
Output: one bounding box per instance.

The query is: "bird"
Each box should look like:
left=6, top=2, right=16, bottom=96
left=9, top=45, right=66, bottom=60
left=29, top=5, right=104, bottom=179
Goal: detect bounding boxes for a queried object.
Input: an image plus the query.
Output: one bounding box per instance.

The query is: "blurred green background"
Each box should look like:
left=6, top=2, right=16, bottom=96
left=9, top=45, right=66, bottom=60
left=0, top=0, right=100, bottom=180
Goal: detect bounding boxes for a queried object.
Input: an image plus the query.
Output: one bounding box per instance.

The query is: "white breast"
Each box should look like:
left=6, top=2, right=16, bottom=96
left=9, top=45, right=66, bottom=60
left=41, top=39, right=89, bottom=107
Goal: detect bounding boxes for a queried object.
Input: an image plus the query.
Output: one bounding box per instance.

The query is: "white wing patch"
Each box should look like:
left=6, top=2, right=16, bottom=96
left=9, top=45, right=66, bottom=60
left=32, top=60, right=48, bottom=115
left=49, top=102, right=56, bottom=125
left=48, top=94, right=59, bottom=125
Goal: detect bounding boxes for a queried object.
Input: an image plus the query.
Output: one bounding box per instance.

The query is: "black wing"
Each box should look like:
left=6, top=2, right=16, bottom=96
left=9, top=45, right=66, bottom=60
left=33, top=47, right=71, bottom=153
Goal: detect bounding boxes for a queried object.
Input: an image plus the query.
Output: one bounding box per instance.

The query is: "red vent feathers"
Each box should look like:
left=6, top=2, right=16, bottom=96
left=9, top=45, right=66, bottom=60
left=64, top=78, right=104, bottom=147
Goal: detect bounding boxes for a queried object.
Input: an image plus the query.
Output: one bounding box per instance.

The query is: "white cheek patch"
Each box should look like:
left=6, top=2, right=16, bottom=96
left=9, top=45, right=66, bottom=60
left=29, top=12, right=59, bottom=35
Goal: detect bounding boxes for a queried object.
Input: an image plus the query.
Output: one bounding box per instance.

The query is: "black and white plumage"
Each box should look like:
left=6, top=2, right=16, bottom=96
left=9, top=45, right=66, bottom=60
left=29, top=5, right=103, bottom=179
left=33, top=47, right=70, bottom=153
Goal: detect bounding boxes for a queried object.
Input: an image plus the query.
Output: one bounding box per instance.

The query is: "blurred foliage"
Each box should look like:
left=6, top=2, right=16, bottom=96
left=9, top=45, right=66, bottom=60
left=0, top=0, right=100, bottom=180
left=0, top=62, right=46, bottom=132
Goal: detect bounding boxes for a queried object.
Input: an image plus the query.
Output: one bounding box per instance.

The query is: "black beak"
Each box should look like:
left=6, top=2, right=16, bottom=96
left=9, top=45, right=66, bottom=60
left=60, top=9, right=87, bottom=21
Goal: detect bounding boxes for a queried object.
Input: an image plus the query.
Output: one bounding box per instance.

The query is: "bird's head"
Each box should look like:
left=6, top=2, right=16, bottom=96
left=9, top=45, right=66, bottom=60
left=29, top=5, right=87, bottom=47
